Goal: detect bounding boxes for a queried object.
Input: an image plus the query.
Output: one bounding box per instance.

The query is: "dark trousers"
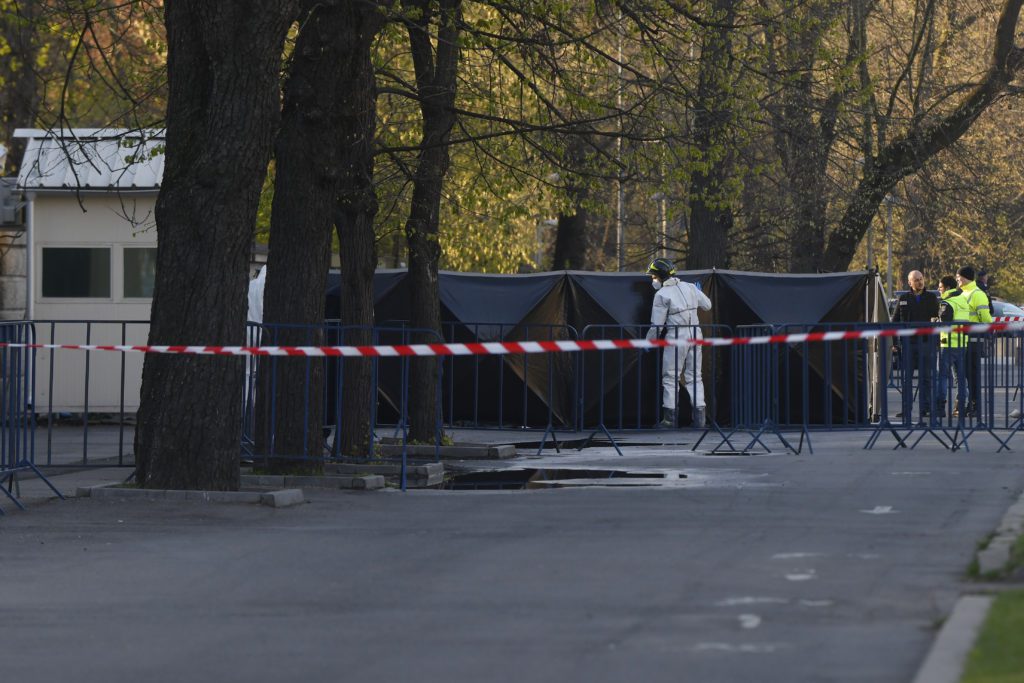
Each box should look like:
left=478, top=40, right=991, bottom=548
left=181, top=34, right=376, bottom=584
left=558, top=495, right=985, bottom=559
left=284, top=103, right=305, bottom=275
left=966, top=342, right=984, bottom=412
left=901, top=340, right=934, bottom=417
left=936, top=347, right=967, bottom=412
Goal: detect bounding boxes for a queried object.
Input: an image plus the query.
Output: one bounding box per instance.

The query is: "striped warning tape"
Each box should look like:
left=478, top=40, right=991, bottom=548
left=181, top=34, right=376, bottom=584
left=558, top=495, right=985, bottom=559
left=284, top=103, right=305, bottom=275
left=1, top=321, right=1023, bottom=358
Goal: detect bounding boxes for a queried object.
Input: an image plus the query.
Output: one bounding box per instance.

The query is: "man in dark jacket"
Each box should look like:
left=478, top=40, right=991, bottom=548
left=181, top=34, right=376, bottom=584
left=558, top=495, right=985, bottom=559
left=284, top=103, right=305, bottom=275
left=893, top=270, right=940, bottom=422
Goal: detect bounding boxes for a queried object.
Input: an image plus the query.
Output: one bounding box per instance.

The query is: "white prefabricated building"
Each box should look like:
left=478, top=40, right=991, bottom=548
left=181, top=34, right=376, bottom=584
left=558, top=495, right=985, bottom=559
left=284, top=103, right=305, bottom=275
left=15, top=128, right=164, bottom=413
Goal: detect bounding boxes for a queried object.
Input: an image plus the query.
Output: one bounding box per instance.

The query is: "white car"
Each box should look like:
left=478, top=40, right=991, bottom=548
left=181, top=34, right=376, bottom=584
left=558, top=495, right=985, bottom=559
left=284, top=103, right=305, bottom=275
left=992, top=300, right=1024, bottom=320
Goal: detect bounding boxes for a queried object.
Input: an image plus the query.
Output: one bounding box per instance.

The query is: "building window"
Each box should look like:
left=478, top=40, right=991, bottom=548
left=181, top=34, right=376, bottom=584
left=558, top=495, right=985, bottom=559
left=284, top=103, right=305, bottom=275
left=124, top=247, right=157, bottom=298
left=41, top=247, right=111, bottom=298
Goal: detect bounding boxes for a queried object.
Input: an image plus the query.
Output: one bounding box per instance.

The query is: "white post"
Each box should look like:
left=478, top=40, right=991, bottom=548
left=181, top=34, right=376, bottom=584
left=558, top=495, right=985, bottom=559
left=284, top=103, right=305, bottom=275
left=867, top=221, right=874, bottom=272
left=885, top=197, right=894, bottom=299
left=25, top=191, right=34, bottom=320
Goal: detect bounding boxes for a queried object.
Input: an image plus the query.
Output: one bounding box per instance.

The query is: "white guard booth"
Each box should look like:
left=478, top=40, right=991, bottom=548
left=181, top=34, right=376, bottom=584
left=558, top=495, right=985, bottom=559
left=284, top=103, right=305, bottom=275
left=15, top=128, right=164, bottom=414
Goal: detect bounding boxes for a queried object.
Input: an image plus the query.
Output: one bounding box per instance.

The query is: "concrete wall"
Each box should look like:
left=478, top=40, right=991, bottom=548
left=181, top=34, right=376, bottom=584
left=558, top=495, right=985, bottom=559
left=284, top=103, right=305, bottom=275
left=0, top=228, right=26, bottom=320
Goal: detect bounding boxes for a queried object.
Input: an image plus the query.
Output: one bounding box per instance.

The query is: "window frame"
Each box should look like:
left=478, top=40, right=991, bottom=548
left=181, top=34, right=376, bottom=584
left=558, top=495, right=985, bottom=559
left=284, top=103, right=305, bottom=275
left=122, top=246, right=158, bottom=300
left=39, top=244, right=114, bottom=301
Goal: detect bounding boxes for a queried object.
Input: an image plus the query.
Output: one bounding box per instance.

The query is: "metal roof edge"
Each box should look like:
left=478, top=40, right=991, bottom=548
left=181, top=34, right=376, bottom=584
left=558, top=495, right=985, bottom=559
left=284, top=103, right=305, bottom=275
left=14, top=127, right=165, bottom=140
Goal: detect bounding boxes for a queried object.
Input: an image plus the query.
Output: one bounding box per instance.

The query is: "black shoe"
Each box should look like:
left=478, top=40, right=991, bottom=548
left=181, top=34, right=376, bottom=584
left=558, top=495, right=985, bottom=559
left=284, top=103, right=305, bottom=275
left=895, top=411, right=904, bottom=419
left=921, top=409, right=930, bottom=418
left=936, top=402, right=946, bottom=418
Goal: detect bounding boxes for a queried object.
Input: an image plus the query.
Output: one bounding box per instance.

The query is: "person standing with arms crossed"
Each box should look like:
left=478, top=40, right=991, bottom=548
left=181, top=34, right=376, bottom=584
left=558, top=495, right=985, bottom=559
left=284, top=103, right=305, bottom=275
left=892, top=270, right=939, bottom=422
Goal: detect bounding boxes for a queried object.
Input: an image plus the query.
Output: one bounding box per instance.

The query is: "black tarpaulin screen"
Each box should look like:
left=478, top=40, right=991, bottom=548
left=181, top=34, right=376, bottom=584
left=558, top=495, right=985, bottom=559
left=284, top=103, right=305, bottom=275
left=324, top=269, right=884, bottom=428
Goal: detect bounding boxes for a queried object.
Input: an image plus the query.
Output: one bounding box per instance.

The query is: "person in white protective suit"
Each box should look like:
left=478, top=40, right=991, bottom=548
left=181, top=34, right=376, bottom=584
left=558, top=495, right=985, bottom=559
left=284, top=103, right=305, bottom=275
left=645, top=258, right=712, bottom=428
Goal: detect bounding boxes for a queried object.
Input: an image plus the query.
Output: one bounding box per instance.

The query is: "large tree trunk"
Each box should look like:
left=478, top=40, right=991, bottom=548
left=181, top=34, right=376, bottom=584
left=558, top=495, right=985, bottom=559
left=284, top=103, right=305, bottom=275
left=685, top=0, right=738, bottom=271
left=261, top=1, right=382, bottom=468
left=822, top=0, right=1024, bottom=272
left=335, top=3, right=385, bottom=458
left=402, top=0, right=461, bottom=443
left=134, top=0, right=296, bottom=490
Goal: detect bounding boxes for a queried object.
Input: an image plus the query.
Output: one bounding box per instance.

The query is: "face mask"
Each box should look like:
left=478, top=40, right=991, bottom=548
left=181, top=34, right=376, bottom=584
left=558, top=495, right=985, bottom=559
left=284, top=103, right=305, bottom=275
left=651, top=280, right=662, bottom=291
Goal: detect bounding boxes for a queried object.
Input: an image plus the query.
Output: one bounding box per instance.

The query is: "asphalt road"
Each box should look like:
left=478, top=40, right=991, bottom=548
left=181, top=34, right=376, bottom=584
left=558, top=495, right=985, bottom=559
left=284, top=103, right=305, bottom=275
left=2, top=444, right=1022, bottom=682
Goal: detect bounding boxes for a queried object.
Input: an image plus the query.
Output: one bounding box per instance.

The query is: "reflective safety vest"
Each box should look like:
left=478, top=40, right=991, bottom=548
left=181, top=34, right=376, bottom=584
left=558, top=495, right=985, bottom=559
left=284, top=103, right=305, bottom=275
left=960, top=281, right=992, bottom=347
left=938, top=289, right=970, bottom=348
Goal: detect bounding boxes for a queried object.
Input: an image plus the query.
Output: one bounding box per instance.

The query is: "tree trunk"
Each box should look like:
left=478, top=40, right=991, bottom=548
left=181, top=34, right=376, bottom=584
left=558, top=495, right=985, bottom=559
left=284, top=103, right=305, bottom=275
left=773, top=57, right=835, bottom=272
left=769, top=4, right=861, bottom=273
left=551, top=136, right=591, bottom=271
left=685, top=0, right=738, bottom=271
left=335, top=3, right=385, bottom=459
left=402, top=0, right=461, bottom=443
left=261, top=1, right=382, bottom=468
left=823, top=0, right=1024, bottom=272
left=552, top=209, right=588, bottom=271
left=134, top=0, right=297, bottom=490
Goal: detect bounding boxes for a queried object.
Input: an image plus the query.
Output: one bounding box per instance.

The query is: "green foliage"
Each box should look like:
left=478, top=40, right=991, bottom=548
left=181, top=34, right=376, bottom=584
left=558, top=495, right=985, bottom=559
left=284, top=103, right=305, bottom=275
left=961, top=590, right=1024, bottom=683
left=10, top=0, right=1024, bottom=282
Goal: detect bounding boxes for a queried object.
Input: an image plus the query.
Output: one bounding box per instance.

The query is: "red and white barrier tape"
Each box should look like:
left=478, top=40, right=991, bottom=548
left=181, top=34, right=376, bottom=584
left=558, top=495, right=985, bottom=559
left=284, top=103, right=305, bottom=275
left=996, top=315, right=1024, bottom=322
left=1, top=321, right=1023, bottom=358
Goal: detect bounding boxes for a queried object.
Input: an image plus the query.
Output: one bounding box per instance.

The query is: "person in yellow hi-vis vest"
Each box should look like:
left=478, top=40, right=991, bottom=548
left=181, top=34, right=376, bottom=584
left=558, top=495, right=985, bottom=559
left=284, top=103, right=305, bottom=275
left=933, top=275, right=970, bottom=420
left=955, top=266, right=992, bottom=419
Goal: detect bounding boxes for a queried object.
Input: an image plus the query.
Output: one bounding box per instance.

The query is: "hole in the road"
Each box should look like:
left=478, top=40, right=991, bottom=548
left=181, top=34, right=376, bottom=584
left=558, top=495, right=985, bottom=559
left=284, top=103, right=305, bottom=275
left=443, top=468, right=683, bottom=490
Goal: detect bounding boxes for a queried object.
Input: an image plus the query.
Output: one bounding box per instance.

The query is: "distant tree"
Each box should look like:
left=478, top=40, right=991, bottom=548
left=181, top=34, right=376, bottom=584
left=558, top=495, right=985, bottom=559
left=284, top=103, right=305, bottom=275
left=399, top=0, right=462, bottom=443
left=822, top=0, right=1024, bottom=272
left=685, top=0, right=740, bottom=270
left=0, top=0, right=43, bottom=173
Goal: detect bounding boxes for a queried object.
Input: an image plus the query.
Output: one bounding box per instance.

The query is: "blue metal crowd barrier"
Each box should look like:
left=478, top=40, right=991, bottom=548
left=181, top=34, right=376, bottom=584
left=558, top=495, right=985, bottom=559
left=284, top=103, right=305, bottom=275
left=1, top=322, right=35, bottom=472
left=858, top=324, right=1024, bottom=451
left=244, top=322, right=445, bottom=469
left=439, top=321, right=580, bottom=433
left=4, top=317, right=1024, bottom=487
left=576, top=324, right=731, bottom=452
left=0, top=321, right=62, bottom=512
left=28, top=320, right=147, bottom=468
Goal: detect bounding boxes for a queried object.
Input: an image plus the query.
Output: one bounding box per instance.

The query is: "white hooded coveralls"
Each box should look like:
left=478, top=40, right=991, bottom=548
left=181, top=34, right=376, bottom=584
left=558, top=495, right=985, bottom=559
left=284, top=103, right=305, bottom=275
left=646, top=277, right=713, bottom=411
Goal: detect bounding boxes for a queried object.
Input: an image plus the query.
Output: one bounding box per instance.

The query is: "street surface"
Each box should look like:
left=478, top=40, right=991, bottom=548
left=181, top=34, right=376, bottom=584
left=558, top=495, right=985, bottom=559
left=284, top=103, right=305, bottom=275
left=2, top=439, right=1023, bottom=682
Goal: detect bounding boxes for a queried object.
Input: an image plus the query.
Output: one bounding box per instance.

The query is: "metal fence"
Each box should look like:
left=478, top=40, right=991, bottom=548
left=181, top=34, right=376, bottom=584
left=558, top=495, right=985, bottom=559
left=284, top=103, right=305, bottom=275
left=0, top=321, right=62, bottom=512
left=1, top=318, right=1023, bottom=483
left=244, top=322, right=445, bottom=465
left=439, top=321, right=580, bottom=432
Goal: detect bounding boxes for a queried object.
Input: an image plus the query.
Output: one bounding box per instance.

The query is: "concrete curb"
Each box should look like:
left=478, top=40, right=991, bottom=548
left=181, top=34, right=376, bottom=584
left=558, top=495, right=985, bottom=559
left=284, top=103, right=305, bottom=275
left=241, top=474, right=385, bottom=490
left=323, top=463, right=443, bottom=487
left=911, top=595, right=992, bottom=683
left=377, top=443, right=517, bottom=460
left=976, top=492, right=1024, bottom=575
left=76, top=484, right=305, bottom=508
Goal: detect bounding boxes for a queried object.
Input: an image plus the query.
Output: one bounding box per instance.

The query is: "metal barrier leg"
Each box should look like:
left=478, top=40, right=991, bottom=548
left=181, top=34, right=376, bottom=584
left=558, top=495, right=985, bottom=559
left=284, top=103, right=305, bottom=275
left=535, top=423, right=562, bottom=457
left=864, top=417, right=910, bottom=449
left=0, top=461, right=65, bottom=514
left=692, top=420, right=738, bottom=453
left=580, top=423, right=623, bottom=457
left=0, top=474, right=27, bottom=513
